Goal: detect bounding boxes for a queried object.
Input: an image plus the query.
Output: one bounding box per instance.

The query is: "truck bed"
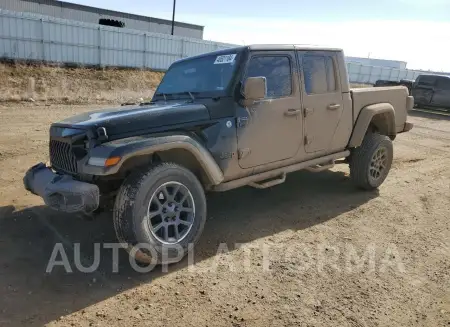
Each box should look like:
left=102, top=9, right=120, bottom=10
left=351, top=86, right=413, bottom=133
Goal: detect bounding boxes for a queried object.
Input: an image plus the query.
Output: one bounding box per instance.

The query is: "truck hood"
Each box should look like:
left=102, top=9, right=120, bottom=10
left=55, top=102, right=210, bottom=137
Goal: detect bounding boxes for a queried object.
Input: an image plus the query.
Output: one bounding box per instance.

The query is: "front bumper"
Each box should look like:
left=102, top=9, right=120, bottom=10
left=23, top=163, right=100, bottom=213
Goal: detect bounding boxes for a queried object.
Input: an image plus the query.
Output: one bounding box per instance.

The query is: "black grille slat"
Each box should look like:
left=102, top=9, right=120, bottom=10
left=60, top=143, right=65, bottom=170
left=63, top=143, right=69, bottom=171
left=55, top=142, right=61, bottom=169
left=50, top=139, right=78, bottom=174
left=67, top=143, right=76, bottom=172
left=71, top=148, right=77, bottom=172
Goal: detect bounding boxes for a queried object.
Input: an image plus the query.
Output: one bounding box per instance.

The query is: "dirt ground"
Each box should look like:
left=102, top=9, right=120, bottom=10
left=0, top=63, right=163, bottom=104
left=0, top=103, right=449, bottom=327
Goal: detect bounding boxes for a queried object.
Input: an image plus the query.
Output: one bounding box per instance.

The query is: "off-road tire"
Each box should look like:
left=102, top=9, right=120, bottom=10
left=350, top=132, right=393, bottom=190
left=113, top=162, right=206, bottom=265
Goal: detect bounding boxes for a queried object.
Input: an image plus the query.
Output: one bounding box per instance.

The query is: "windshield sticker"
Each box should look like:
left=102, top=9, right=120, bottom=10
left=214, top=54, right=237, bottom=64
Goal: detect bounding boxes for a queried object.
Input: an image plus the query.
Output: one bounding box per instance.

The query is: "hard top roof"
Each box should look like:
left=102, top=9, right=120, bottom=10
left=248, top=44, right=343, bottom=52
left=417, top=74, right=450, bottom=79
left=174, top=44, right=343, bottom=64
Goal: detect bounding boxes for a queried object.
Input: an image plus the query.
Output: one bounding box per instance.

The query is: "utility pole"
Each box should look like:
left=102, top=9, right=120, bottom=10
left=171, top=0, right=176, bottom=35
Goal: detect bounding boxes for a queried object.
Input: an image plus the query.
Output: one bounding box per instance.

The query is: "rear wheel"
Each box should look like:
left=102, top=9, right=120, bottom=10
left=113, top=162, right=206, bottom=264
left=349, top=133, right=393, bottom=190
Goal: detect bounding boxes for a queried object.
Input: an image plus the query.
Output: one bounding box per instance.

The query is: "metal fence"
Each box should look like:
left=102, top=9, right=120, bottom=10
left=0, top=9, right=234, bottom=70
left=0, top=9, right=445, bottom=83
left=346, top=62, right=421, bottom=84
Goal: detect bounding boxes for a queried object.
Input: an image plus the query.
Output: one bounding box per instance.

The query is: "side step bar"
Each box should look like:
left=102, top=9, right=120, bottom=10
left=212, top=150, right=350, bottom=192
left=248, top=173, right=286, bottom=189
left=305, top=160, right=335, bottom=173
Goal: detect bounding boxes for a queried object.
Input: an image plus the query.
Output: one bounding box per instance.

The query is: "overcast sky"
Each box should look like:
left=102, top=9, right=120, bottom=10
left=67, top=0, right=450, bottom=71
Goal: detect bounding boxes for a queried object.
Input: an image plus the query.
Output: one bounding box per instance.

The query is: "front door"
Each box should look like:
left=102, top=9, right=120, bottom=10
left=298, top=51, right=344, bottom=153
left=412, top=75, right=436, bottom=106
left=237, top=51, right=303, bottom=169
left=430, top=76, right=450, bottom=108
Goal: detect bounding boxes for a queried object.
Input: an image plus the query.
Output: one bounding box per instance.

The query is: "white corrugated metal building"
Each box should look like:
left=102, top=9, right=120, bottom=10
left=0, top=8, right=233, bottom=70
left=346, top=56, right=407, bottom=70
left=0, top=0, right=204, bottom=39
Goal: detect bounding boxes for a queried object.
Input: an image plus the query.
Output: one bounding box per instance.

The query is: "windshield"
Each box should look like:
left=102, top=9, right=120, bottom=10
left=155, top=52, right=241, bottom=97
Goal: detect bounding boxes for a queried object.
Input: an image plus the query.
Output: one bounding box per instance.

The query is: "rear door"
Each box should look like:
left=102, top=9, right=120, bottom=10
left=297, top=51, right=344, bottom=153
left=236, top=51, right=303, bottom=168
left=430, top=77, right=450, bottom=108
left=412, top=75, right=436, bottom=106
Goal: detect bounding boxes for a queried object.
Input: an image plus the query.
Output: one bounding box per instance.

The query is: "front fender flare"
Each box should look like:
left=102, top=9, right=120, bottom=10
left=82, top=134, right=224, bottom=185
left=348, top=103, right=396, bottom=148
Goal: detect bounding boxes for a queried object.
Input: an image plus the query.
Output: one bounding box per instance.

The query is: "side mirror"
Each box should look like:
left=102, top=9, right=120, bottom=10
left=243, top=76, right=267, bottom=100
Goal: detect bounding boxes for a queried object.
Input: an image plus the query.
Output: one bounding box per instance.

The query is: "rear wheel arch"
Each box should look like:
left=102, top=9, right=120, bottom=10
left=370, top=111, right=395, bottom=136
left=349, top=103, right=396, bottom=148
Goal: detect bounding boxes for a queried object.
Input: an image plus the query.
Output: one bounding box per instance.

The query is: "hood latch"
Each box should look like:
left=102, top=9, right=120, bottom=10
left=97, top=127, right=108, bottom=141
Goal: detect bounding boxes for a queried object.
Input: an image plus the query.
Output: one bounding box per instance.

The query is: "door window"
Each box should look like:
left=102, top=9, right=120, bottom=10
left=436, top=77, right=450, bottom=90
left=246, top=56, right=292, bottom=98
left=302, top=54, right=337, bottom=94
left=416, top=75, right=437, bottom=87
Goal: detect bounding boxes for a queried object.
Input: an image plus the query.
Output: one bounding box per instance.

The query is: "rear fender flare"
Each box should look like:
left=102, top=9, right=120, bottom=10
left=348, top=103, right=396, bottom=148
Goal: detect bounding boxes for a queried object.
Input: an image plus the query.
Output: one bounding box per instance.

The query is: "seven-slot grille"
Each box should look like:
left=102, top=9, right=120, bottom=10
left=49, top=139, right=78, bottom=173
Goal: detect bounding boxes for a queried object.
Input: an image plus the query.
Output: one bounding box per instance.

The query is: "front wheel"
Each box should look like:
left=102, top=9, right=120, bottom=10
left=113, top=162, right=207, bottom=265
left=349, top=133, right=393, bottom=190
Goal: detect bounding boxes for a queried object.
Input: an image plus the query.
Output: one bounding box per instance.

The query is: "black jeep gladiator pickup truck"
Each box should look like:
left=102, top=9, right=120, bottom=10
left=24, top=45, right=413, bottom=264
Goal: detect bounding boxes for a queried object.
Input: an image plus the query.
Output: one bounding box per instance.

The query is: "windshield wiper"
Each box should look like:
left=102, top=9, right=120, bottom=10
left=170, top=91, right=196, bottom=101
left=153, top=92, right=167, bottom=102
left=139, top=101, right=155, bottom=106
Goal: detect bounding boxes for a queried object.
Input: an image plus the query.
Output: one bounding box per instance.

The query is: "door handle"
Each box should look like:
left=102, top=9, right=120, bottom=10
left=285, top=109, right=302, bottom=116
left=327, top=104, right=341, bottom=110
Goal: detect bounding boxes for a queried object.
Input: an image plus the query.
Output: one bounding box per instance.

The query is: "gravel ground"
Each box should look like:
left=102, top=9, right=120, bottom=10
left=0, top=104, right=449, bottom=327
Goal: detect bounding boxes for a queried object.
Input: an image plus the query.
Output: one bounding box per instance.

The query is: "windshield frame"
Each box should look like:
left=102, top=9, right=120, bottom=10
left=153, top=48, right=245, bottom=100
